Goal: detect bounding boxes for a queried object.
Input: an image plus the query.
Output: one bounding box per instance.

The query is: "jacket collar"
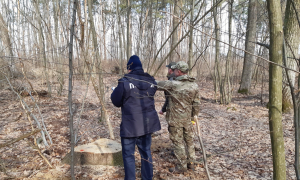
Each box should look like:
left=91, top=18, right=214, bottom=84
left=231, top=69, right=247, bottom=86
left=128, top=67, right=144, bottom=74
left=175, top=74, right=196, bottom=82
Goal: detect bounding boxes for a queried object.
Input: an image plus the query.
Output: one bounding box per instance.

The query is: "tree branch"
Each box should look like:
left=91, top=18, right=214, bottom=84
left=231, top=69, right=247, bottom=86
left=0, top=129, right=41, bottom=149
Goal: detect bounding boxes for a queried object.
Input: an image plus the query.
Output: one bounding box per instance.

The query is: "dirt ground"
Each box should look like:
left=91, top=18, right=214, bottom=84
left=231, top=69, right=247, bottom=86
left=0, top=74, right=296, bottom=179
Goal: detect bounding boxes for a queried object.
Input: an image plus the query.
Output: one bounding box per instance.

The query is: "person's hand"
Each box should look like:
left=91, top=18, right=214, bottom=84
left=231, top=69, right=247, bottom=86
left=159, top=110, right=164, bottom=115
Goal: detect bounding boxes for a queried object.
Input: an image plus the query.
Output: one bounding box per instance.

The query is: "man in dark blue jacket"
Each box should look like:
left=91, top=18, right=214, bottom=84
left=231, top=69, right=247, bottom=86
left=111, top=55, right=161, bottom=180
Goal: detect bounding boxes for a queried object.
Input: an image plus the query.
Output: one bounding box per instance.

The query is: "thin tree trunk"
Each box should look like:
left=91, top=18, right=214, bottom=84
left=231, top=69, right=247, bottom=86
left=220, top=0, right=233, bottom=104
left=136, top=0, right=145, bottom=55
left=145, top=1, right=155, bottom=69
left=213, top=0, right=221, bottom=102
left=0, top=12, right=15, bottom=76
left=88, top=0, right=114, bottom=140
left=54, top=0, right=64, bottom=96
left=17, top=0, right=21, bottom=56
left=21, top=0, right=26, bottom=57
left=188, top=0, right=195, bottom=76
left=267, top=0, right=286, bottom=179
left=126, top=0, right=132, bottom=59
left=101, top=4, right=107, bottom=61
left=33, top=0, right=51, bottom=96
left=115, top=0, right=124, bottom=74
left=170, top=0, right=180, bottom=62
left=68, top=0, right=78, bottom=179
left=53, top=0, right=59, bottom=44
left=149, top=0, right=208, bottom=75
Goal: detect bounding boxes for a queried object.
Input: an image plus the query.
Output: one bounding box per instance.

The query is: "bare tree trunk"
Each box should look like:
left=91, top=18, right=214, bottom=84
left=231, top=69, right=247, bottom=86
left=151, top=0, right=221, bottom=76
left=53, top=0, right=59, bottom=44
left=83, top=0, right=89, bottom=81
left=170, top=0, right=180, bottom=62
left=68, top=1, right=78, bottom=179
left=213, top=0, right=221, bottom=101
left=21, top=1, right=26, bottom=57
left=121, top=16, right=127, bottom=62
left=44, top=1, right=53, bottom=63
left=188, top=0, right=195, bottom=76
left=282, top=0, right=300, bottom=112
left=283, top=40, right=300, bottom=179
left=283, top=0, right=300, bottom=177
left=146, top=1, right=156, bottom=70
left=220, top=0, right=233, bottom=104
left=136, top=0, right=145, bottom=56
left=0, top=12, right=15, bottom=76
left=115, top=0, right=124, bottom=74
left=54, top=0, right=65, bottom=96
left=17, top=0, right=21, bottom=56
left=267, top=0, right=286, bottom=178
left=33, top=0, right=51, bottom=96
left=239, top=0, right=257, bottom=94
left=101, top=4, right=107, bottom=61
left=88, top=0, right=114, bottom=140
left=126, top=0, right=132, bottom=59
left=148, top=0, right=205, bottom=74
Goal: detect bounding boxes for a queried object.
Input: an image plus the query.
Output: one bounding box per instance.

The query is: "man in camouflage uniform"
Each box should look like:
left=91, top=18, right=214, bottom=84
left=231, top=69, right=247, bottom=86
left=157, top=61, right=200, bottom=173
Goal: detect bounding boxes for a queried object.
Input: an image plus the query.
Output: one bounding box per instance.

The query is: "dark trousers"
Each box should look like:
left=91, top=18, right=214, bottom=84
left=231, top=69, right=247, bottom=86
left=121, top=133, right=153, bottom=180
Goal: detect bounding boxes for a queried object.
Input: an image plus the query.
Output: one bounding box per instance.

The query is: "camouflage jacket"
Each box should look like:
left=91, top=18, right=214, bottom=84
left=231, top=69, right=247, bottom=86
left=157, top=75, right=200, bottom=127
left=161, top=73, right=176, bottom=112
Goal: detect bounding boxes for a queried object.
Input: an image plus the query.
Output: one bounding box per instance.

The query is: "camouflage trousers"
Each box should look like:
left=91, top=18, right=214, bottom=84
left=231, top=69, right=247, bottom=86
left=168, top=123, right=196, bottom=169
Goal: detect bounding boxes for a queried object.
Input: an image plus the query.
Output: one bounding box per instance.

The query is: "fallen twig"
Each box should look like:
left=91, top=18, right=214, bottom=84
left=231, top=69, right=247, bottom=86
left=27, top=90, right=52, bottom=145
left=3, top=75, right=49, bottom=147
left=25, top=139, right=53, bottom=168
left=194, top=116, right=211, bottom=180
left=0, top=129, right=41, bottom=148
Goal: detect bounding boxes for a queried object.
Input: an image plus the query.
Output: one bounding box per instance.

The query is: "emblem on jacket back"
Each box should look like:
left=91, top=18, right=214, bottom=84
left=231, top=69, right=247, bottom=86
left=129, top=83, right=136, bottom=89
left=129, top=83, right=155, bottom=89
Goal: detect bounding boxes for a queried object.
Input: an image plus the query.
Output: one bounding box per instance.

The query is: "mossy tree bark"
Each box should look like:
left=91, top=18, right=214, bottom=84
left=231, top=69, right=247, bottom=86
left=267, top=0, right=286, bottom=179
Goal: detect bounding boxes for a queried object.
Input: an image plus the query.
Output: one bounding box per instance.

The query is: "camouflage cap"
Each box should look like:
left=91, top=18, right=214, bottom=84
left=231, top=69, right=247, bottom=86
left=166, top=62, right=177, bottom=69
left=171, top=61, right=189, bottom=73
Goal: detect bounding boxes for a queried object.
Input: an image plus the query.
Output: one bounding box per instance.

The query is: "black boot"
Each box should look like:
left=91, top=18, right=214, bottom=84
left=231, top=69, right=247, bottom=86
left=170, top=150, right=175, bottom=157
left=187, top=162, right=195, bottom=171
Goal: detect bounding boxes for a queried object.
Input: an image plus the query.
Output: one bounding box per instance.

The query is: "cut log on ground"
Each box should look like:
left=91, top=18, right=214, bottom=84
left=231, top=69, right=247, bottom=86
left=62, top=138, right=123, bottom=166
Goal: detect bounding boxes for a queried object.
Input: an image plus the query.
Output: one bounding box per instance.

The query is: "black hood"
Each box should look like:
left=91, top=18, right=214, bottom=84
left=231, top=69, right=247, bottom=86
left=124, top=68, right=155, bottom=90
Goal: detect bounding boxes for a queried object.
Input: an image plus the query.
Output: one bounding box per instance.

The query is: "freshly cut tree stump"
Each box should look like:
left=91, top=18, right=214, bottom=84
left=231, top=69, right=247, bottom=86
left=62, top=138, right=123, bottom=166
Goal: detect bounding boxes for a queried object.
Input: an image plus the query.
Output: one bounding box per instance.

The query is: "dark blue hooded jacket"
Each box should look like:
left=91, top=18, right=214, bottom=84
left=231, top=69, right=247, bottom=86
left=111, top=67, right=161, bottom=137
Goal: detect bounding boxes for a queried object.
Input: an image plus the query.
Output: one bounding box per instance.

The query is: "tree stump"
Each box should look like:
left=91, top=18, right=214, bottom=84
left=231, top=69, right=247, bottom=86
left=62, top=138, right=123, bottom=166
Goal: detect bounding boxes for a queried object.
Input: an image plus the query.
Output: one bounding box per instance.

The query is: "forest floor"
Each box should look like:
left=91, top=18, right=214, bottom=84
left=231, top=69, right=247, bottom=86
left=0, top=74, right=296, bottom=180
